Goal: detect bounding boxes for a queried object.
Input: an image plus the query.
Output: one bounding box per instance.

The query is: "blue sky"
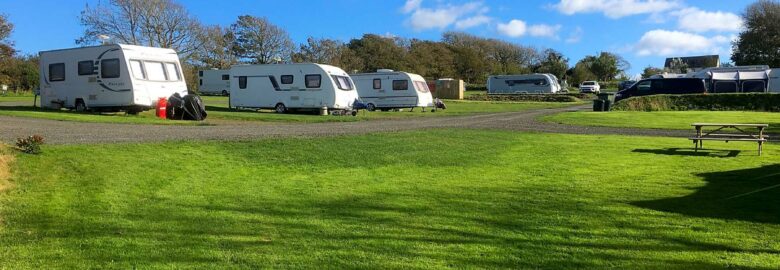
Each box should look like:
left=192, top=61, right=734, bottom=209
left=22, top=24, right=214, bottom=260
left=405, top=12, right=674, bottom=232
left=0, top=0, right=753, bottom=76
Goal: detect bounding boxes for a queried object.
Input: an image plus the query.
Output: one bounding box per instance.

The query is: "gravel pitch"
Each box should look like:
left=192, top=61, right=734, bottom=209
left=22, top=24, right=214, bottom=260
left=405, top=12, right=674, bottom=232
left=0, top=104, right=719, bottom=145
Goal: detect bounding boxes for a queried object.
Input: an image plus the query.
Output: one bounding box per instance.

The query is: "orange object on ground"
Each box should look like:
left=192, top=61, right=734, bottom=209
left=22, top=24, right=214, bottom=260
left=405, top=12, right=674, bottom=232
left=156, top=97, right=168, bottom=119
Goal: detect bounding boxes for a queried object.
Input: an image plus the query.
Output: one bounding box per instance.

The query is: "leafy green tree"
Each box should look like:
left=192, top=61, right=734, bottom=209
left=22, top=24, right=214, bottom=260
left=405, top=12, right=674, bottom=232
left=0, top=14, right=14, bottom=86
left=589, top=52, right=630, bottom=81
left=230, top=15, right=294, bottom=64
left=732, top=0, right=780, bottom=67
left=347, top=34, right=408, bottom=72
left=534, top=49, right=569, bottom=79
left=407, top=40, right=455, bottom=79
left=665, top=58, right=689, bottom=74
left=641, top=66, right=664, bottom=79
left=193, top=25, right=238, bottom=69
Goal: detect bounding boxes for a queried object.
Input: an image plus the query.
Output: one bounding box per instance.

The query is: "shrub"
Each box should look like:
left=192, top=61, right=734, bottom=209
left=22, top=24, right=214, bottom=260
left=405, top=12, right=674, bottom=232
left=612, top=93, right=780, bottom=112
left=16, top=135, right=45, bottom=154
left=466, top=94, right=583, bottom=103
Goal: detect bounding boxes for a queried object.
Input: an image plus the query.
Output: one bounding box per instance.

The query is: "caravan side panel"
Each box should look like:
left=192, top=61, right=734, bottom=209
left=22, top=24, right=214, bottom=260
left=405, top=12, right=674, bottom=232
left=770, top=69, right=780, bottom=93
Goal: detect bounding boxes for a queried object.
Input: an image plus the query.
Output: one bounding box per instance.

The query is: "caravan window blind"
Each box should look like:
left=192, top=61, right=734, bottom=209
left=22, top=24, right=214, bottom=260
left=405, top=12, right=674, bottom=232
left=78, top=61, right=95, bottom=76
left=101, top=59, right=121, bottom=79
left=49, top=63, right=65, bottom=82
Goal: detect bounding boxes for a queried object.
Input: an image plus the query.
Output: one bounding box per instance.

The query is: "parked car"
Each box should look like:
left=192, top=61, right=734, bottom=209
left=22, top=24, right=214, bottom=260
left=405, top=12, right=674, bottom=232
left=618, top=80, right=636, bottom=91
left=579, top=81, right=600, bottom=93
left=614, top=78, right=707, bottom=103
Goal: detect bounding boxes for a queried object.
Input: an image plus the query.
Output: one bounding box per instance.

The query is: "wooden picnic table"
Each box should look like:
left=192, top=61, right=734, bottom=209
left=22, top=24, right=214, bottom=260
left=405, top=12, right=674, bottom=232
left=690, top=123, right=769, bottom=155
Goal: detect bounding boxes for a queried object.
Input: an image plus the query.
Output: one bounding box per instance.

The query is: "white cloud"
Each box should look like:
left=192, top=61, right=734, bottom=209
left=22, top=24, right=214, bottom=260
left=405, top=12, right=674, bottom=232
left=566, top=26, right=584, bottom=43
left=455, top=15, right=492, bottom=29
left=553, top=0, right=681, bottom=19
left=634, top=29, right=732, bottom=56
left=528, top=24, right=562, bottom=39
left=497, top=20, right=527, bottom=38
left=402, top=0, right=422, bottom=13
left=674, top=8, right=743, bottom=33
left=405, top=1, right=489, bottom=31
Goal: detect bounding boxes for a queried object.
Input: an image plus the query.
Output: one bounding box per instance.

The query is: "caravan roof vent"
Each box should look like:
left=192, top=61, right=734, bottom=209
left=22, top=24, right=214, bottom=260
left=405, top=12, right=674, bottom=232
left=377, top=69, right=394, bottom=73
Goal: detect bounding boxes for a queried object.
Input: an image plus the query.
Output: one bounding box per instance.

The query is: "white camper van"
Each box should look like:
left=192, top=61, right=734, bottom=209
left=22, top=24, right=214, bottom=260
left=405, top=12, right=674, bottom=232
left=39, top=44, right=188, bottom=113
left=229, top=63, right=359, bottom=113
left=351, top=69, right=434, bottom=111
left=198, top=69, right=230, bottom=95
left=487, top=74, right=562, bottom=94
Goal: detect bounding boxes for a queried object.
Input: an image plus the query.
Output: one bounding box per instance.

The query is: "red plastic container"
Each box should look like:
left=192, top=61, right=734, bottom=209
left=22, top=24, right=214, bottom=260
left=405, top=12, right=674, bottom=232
left=156, top=97, right=168, bottom=119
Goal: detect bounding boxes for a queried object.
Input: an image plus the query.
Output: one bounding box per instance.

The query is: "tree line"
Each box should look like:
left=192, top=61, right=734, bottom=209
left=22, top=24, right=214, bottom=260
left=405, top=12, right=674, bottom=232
left=2, top=0, right=778, bottom=93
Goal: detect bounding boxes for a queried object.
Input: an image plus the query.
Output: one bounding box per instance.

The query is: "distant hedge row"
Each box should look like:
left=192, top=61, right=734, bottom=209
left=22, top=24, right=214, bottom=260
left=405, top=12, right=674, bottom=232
left=466, top=94, right=585, bottom=103
left=612, top=93, right=780, bottom=112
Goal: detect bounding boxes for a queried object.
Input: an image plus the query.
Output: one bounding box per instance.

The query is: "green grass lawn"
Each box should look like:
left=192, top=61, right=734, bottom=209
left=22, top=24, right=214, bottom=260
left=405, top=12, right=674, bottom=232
left=543, top=111, right=780, bottom=134
left=202, top=96, right=573, bottom=123
left=1, top=130, right=779, bottom=268
left=0, top=96, right=572, bottom=125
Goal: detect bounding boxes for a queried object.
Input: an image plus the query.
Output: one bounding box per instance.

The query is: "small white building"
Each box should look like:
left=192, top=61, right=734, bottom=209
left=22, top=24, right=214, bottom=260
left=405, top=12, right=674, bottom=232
left=229, top=63, right=359, bottom=113
left=351, top=69, right=434, bottom=111
left=487, top=74, right=562, bottom=94
left=198, top=69, right=230, bottom=95
left=38, top=44, right=188, bottom=113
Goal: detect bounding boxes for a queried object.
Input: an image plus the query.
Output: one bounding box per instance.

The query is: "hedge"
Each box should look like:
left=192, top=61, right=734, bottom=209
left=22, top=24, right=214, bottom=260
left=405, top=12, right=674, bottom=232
left=466, top=94, right=584, bottom=103
left=612, top=93, right=780, bottom=112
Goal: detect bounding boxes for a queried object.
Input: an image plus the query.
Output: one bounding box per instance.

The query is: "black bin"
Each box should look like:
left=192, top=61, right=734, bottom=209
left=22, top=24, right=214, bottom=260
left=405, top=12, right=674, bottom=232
left=593, top=100, right=605, bottom=112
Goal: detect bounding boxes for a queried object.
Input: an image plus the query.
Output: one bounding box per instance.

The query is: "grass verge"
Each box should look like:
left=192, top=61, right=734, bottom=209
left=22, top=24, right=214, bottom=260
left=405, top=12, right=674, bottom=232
left=0, top=130, right=778, bottom=268
left=542, top=111, right=780, bottom=134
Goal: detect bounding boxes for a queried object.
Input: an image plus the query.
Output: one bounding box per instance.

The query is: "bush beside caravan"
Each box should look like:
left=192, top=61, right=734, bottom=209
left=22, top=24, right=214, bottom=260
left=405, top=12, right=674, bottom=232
left=351, top=70, right=434, bottom=111
left=39, top=44, right=188, bottom=113
left=229, top=63, right=359, bottom=113
left=198, top=69, right=230, bottom=96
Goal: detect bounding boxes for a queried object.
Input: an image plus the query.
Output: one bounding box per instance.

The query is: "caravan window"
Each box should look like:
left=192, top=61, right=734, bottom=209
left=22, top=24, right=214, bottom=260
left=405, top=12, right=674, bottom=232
left=305, top=74, right=321, bottom=88
left=742, top=80, right=766, bottom=93
left=414, top=81, right=429, bottom=93
left=332, top=75, right=353, bottom=91
left=78, top=61, right=95, bottom=76
left=393, top=80, right=408, bottom=90
left=713, top=81, right=738, bottom=93
left=373, top=79, right=381, bottom=89
left=129, top=60, right=145, bottom=80
left=144, top=61, right=167, bottom=81
left=49, top=63, right=65, bottom=82
left=238, top=76, right=247, bottom=89
left=506, top=79, right=548, bottom=86
left=221, top=74, right=229, bottom=80
left=281, top=75, right=294, bottom=84
left=101, top=58, right=121, bottom=79
left=164, top=63, right=180, bottom=81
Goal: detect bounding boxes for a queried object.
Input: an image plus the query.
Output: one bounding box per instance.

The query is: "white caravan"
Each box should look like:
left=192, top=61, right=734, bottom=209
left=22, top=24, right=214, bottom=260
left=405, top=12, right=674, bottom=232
left=229, top=63, right=359, bottom=113
left=39, top=44, right=188, bottom=113
left=769, top=69, right=780, bottom=93
left=487, top=74, right=562, bottom=94
left=198, top=69, right=230, bottom=95
left=351, top=69, right=434, bottom=111
left=688, top=65, right=771, bottom=93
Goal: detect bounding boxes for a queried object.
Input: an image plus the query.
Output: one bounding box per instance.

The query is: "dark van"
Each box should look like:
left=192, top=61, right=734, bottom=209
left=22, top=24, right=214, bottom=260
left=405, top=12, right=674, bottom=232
left=614, top=78, right=707, bottom=103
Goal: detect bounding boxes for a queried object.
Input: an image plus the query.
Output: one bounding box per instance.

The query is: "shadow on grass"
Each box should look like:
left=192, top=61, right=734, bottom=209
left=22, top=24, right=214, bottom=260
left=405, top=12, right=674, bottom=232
left=634, top=164, right=780, bottom=225
left=632, top=148, right=742, bottom=158
left=205, top=105, right=321, bottom=115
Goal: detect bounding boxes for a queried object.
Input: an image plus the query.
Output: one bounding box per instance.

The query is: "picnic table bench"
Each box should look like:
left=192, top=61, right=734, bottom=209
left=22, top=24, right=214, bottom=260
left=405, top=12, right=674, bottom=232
left=690, top=123, right=769, bottom=155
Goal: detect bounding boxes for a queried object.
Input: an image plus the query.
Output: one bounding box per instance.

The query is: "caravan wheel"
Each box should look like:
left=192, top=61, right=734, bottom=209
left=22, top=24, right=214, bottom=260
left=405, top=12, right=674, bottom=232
left=275, top=103, right=287, bottom=114
left=75, top=99, right=87, bottom=112
left=366, top=103, right=376, bottom=112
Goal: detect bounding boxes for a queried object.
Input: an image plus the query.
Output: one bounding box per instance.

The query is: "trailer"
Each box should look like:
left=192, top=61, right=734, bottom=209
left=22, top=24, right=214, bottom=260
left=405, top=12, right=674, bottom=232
left=770, top=69, right=780, bottom=93
left=198, top=69, right=230, bottom=95
left=487, top=74, right=562, bottom=94
left=229, top=63, right=359, bottom=113
left=351, top=69, right=434, bottom=111
left=39, top=44, right=188, bottom=113
left=688, top=66, right=771, bottom=93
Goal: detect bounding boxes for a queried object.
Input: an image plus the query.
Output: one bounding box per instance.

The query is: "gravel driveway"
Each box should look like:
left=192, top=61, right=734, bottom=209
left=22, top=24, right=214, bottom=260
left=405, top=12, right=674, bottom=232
left=0, top=104, right=712, bottom=145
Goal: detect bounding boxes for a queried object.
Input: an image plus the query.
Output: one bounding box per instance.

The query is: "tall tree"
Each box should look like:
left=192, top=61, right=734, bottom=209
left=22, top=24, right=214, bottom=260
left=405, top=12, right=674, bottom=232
left=292, top=37, right=364, bottom=73
left=0, top=14, right=15, bottom=86
left=193, top=25, right=237, bottom=69
left=641, top=66, right=664, bottom=79
left=534, top=49, right=569, bottom=80
left=230, top=15, right=294, bottom=64
left=587, top=52, right=630, bottom=81
left=407, top=40, right=455, bottom=79
left=732, top=0, right=780, bottom=67
left=347, top=34, right=408, bottom=72
left=77, top=0, right=203, bottom=59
